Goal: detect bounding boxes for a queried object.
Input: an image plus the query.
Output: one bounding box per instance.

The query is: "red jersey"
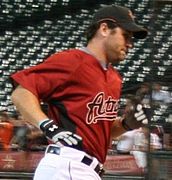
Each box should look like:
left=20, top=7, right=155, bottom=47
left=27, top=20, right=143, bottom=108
left=11, top=49, right=122, bottom=163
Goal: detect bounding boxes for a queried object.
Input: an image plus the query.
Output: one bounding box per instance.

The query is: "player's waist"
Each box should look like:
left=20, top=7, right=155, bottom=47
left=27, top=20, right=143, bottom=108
left=45, top=144, right=104, bottom=177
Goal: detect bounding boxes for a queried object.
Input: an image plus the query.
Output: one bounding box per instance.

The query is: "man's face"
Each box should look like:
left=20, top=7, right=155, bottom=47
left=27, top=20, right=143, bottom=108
left=104, top=27, right=133, bottom=64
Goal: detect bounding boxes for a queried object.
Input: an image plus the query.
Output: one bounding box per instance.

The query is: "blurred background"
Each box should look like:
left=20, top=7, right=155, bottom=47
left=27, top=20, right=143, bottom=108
left=0, top=0, right=172, bottom=179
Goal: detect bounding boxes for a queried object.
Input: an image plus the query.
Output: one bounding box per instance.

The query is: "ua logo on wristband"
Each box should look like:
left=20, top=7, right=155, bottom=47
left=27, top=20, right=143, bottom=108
left=49, top=124, right=58, bottom=132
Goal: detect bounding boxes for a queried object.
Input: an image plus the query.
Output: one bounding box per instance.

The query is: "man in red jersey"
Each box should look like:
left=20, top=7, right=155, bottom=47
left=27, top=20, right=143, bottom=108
left=11, top=5, right=148, bottom=180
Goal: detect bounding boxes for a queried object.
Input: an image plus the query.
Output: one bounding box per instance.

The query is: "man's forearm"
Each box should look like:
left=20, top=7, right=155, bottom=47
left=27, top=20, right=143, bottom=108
left=11, top=85, right=48, bottom=128
left=111, top=118, right=127, bottom=139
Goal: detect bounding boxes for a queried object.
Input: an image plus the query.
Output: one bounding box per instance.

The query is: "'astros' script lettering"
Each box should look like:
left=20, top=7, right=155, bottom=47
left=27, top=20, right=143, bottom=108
left=86, top=92, right=119, bottom=124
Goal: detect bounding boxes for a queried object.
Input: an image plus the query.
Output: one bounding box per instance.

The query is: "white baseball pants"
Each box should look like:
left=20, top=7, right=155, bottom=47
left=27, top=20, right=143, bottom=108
left=34, top=145, right=102, bottom=180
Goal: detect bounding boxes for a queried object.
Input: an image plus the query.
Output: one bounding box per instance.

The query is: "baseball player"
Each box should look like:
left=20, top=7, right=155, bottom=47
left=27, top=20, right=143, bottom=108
left=11, top=5, right=148, bottom=180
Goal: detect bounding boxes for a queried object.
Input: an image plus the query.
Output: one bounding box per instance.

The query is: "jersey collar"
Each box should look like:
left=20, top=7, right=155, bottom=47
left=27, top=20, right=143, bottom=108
left=79, top=47, right=108, bottom=70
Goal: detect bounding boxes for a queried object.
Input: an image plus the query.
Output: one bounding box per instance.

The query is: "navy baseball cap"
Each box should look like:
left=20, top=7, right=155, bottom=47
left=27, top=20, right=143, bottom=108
left=92, top=5, right=148, bottom=39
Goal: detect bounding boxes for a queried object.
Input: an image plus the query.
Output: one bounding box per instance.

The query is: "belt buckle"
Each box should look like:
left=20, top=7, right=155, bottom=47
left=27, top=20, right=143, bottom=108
left=98, top=167, right=105, bottom=177
left=95, top=163, right=104, bottom=177
left=81, top=155, right=104, bottom=176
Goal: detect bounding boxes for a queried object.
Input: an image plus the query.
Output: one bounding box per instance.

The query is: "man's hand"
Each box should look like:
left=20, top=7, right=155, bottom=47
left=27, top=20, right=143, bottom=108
left=121, top=96, right=150, bottom=131
left=39, top=119, right=82, bottom=147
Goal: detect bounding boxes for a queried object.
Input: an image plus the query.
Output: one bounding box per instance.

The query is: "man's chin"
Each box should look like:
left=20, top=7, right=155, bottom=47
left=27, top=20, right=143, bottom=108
left=111, top=57, right=125, bottom=65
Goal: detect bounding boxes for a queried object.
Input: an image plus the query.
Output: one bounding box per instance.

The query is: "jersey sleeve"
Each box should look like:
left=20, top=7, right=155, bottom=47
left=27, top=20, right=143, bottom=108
left=11, top=50, right=81, bottom=100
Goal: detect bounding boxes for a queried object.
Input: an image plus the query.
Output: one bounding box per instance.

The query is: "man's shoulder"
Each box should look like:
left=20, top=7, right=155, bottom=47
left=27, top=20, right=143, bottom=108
left=43, top=48, right=92, bottom=72
left=54, top=48, right=88, bottom=59
left=49, top=48, right=96, bottom=66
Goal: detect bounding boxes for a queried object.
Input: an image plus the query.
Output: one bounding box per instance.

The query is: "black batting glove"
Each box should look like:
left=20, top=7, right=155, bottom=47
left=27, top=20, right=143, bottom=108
left=120, top=95, right=152, bottom=131
left=39, top=119, right=82, bottom=147
left=122, top=103, right=149, bottom=131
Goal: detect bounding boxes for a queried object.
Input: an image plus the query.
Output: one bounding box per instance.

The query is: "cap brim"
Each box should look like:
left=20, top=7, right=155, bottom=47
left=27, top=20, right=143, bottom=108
left=121, top=23, right=148, bottom=39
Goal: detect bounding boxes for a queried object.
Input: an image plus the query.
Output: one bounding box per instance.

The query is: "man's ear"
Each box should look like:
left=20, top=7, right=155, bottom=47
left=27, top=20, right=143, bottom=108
left=99, top=22, right=110, bottom=37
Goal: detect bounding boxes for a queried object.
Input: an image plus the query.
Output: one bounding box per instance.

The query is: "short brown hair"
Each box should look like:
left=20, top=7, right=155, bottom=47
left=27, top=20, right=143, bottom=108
left=85, top=20, right=118, bottom=43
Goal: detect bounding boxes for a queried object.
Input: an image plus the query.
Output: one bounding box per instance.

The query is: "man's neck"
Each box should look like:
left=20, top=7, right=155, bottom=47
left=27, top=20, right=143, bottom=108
left=86, top=42, right=108, bottom=63
left=80, top=46, right=108, bottom=70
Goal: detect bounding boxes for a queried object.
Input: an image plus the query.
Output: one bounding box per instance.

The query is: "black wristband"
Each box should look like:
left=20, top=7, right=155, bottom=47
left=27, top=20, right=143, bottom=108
left=39, top=119, right=59, bottom=139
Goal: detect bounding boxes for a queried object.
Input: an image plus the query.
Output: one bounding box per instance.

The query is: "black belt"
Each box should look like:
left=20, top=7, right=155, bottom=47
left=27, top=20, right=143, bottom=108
left=46, top=145, right=104, bottom=177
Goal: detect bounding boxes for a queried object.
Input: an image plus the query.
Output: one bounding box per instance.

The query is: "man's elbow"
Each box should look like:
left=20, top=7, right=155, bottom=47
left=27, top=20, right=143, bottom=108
left=11, top=85, right=27, bottom=105
left=11, top=87, right=20, bottom=106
